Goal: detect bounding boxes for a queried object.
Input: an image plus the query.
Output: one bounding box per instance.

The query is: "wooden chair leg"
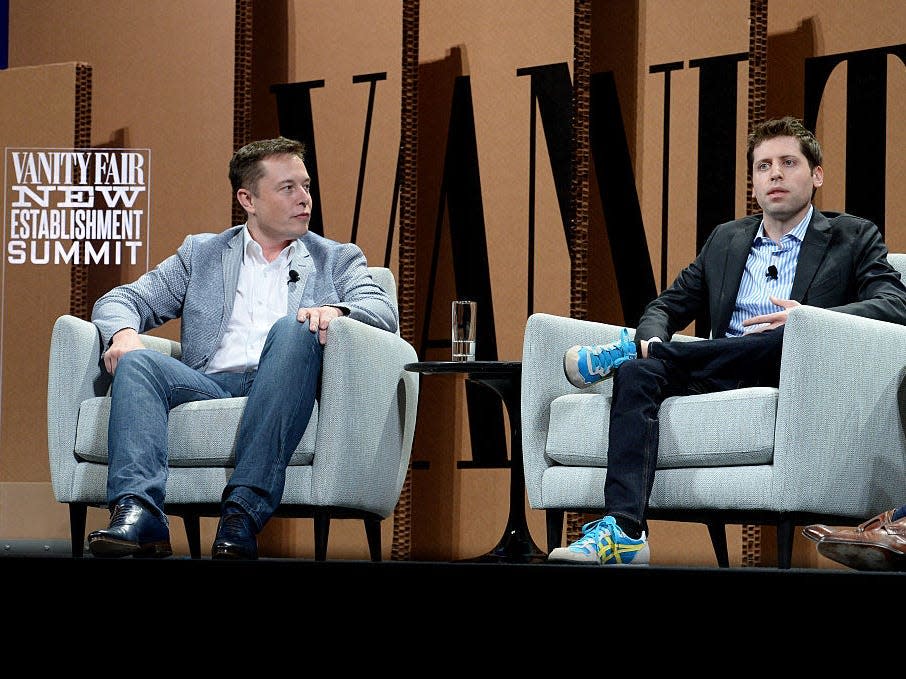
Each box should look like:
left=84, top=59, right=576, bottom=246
left=546, top=509, right=564, bottom=553
left=314, top=511, right=330, bottom=561
left=181, top=513, right=202, bottom=559
left=706, top=521, right=730, bottom=568
left=69, top=503, right=88, bottom=558
left=777, top=518, right=794, bottom=569
left=364, top=517, right=382, bottom=561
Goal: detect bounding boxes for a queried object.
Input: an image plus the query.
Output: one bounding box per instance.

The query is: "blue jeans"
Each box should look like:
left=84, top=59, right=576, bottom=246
left=106, top=315, right=323, bottom=531
left=603, top=327, right=785, bottom=531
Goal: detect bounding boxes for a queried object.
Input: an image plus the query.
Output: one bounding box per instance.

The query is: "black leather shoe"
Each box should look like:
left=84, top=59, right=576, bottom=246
left=87, top=496, right=172, bottom=558
left=212, top=511, right=258, bottom=560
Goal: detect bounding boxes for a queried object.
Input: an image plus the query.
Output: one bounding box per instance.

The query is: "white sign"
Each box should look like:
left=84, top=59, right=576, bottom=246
left=4, top=147, right=151, bottom=265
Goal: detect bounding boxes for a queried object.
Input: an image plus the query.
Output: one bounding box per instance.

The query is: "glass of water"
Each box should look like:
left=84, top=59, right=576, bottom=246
left=451, top=300, right=477, bottom=361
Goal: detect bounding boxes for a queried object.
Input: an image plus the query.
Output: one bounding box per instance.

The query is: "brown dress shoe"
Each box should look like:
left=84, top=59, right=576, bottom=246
left=801, top=509, right=896, bottom=543
left=816, top=512, right=906, bottom=571
left=801, top=524, right=838, bottom=542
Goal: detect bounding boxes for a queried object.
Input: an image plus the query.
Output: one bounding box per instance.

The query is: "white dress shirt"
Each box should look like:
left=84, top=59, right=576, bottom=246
left=205, top=228, right=294, bottom=373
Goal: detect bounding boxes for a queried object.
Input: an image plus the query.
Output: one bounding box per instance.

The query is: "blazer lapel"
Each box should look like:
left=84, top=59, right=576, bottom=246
left=714, top=221, right=759, bottom=334
left=287, top=238, right=312, bottom=312
left=791, top=210, right=831, bottom=301
left=221, top=229, right=244, bottom=328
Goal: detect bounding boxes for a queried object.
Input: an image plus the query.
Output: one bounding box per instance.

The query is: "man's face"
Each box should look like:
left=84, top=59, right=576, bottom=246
left=241, top=153, right=312, bottom=244
left=751, top=135, right=823, bottom=225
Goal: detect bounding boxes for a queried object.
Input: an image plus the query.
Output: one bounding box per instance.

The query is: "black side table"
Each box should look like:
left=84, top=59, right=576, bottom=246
left=404, top=360, right=547, bottom=563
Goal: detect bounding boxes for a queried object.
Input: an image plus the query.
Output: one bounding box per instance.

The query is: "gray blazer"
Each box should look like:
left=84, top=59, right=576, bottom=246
left=636, top=209, right=906, bottom=341
left=92, top=225, right=398, bottom=371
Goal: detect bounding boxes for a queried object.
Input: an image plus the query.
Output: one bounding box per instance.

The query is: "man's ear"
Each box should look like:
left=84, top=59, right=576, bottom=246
left=236, top=188, right=254, bottom=212
left=812, top=165, right=824, bottom=188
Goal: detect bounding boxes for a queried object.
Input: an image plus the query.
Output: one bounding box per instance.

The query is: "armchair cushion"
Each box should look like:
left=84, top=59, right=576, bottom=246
left=546, top=386, right=777, bottom=468
left=74, top=396, right=319, bottom=467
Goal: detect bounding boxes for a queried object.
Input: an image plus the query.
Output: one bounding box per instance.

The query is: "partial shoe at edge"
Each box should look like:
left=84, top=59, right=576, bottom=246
left=815, top=513, right=906, bottom=572
left=87, top=495, right=172, bottom=558
left=801, top=509, right=897, bottom=543
left=801, top=524, right=841, bottom=542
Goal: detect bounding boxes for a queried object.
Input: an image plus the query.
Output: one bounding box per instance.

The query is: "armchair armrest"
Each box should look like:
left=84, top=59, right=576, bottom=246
left=774, top=305, right=906, bottom=517
left=47, top=315, right=109, bottom=501
left=46, top=315, right=183, bottom=502
left=521, top=313, right=628, bottom=508
left=313, top=316, right=419, bottom=517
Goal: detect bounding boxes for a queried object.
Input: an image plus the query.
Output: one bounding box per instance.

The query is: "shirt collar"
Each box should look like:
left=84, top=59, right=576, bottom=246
left=754, top=204, right=813, bottom=245
left=241, top=225, right=296, bottom=264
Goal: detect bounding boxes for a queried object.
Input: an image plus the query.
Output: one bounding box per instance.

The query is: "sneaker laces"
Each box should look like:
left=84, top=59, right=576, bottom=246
left=586, top=329, right=634, bottom=376
left=574, top=518, right=614, bottom=547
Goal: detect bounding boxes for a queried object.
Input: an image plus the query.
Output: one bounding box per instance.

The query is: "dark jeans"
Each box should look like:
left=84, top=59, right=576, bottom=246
left=603, top=327, right=785, bottom=531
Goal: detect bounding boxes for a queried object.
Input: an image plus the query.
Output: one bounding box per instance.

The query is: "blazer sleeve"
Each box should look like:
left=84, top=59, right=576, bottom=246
left=91, top=234, right=194, bottom=347
left=329, top=243, right=399, bottom=334
left=635, top=227, right=725, bottom=341
left=822, top=217, right=906, bottom=325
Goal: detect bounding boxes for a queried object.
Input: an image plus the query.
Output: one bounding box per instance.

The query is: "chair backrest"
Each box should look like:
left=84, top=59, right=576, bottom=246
left=368, top=266, right=396, bottom=307
left=368, top=267, right=401, bottom=336
left=888, top=253, right=906, bottom=279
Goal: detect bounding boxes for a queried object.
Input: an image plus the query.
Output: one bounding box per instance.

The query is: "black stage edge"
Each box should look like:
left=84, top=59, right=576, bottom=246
left=5, top=556, right=899, bottom=630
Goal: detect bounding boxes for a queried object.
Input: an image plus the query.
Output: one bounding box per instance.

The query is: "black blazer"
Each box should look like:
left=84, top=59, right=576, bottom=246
left=636, top=209, right=906, bottom=341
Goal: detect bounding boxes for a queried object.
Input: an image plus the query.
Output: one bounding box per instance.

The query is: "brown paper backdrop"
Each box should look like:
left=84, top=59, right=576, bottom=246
left=2, top=1, right=904, bottom=567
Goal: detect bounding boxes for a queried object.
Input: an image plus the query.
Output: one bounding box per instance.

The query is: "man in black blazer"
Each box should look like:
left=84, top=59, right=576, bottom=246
left=551, top=116, right=906, bottom=565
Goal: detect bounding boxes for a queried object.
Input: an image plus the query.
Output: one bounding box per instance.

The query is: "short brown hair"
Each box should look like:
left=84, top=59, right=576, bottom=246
left=747, top=116, right=822, bottom=171
left=229, top=137, right=306, bottom=194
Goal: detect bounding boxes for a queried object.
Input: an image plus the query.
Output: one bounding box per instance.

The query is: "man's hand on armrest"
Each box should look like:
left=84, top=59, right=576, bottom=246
left=104, top=328, right=144, bottom=375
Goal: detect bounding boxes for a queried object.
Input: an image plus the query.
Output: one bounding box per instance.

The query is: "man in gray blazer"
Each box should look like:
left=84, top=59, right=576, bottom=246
left=88, top=137, right=397, bottom=560
left=553, top=116, right=906, bottom=565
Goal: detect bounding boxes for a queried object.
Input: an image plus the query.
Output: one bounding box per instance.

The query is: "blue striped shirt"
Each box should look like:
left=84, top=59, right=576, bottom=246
left=726, top=206, right=812, bottom=336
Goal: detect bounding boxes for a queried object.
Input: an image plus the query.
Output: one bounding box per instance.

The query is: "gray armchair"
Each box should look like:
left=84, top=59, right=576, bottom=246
left=47, top=267, right=419, bottom=560
left=521, top=254, right=906, bottom=569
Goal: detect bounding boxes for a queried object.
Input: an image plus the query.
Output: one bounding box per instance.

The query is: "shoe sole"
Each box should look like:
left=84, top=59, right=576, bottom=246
left=547, top=550, right=650, bottom=566
left=547, top=552, right=599, bottom=564
left=817, top=540, right=906, bottom=571
left=88, top=536, right=172, bottom=559
left=563, top=347, right=613, bottom=389
left=547, top=556, right=649, bottom=566
left=211, top=546, right=258, bottom=560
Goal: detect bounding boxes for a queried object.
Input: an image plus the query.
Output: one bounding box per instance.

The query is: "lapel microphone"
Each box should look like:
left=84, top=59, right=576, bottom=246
left=288, top=269, right=300, bottom=284
left=766, top=265, right=778, bottom=280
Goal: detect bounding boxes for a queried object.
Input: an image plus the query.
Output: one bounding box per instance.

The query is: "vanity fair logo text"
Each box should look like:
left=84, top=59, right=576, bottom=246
left=4, top=148, right=150, bottom=265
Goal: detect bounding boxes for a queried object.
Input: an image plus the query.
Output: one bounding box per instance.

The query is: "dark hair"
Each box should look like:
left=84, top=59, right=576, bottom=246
left=229, top=137, right=307, bottom=194
left=747, top=116, right=822, bottom=171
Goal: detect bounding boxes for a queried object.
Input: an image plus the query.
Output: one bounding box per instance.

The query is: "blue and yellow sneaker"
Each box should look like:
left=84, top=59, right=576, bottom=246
left=547, top=516, right=649, bottom=565
left=563, top=327, right=637, bottom=388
